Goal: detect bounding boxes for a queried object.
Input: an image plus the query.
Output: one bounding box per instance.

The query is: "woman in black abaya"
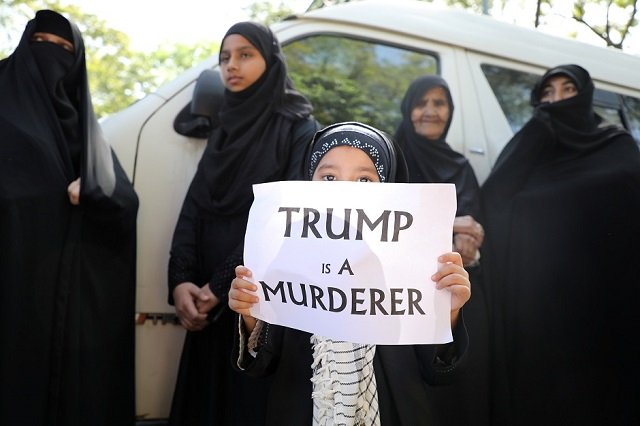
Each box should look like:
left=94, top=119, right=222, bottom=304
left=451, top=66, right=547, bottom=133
left=395, top=75, right=489, bottom=426
left=482, top=64, right=640, bottom=425
left=167, top=21, right=318, bottom=425
left=0, top=10, right=138, bottom=426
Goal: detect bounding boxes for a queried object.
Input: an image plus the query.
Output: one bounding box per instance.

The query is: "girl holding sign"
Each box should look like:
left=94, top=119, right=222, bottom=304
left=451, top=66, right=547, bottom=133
left=229, top=122, right=471, bottom=425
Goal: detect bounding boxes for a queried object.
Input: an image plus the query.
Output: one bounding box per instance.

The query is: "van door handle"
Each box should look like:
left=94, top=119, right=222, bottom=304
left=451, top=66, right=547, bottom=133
left=468, top=147, right=485, bottom=155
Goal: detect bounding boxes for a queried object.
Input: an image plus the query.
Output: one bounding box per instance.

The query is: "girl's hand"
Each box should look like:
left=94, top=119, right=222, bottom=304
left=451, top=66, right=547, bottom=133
left=228, top=265, right=259, bottom=333
left=431, top=252, right=471, bottom=328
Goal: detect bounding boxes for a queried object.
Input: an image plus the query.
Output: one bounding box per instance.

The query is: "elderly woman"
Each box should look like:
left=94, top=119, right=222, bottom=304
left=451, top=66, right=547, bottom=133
left=395, top=75, right=489, bottom=426
left=482, top=64, right=640, bottom=425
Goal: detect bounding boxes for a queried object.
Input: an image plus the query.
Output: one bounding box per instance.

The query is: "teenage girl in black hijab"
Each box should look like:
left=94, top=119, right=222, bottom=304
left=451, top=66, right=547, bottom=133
left=482, top=64, right=640, bottom=425
left=167, top=21, right=318, bottom=426
left=0, top=10, right=138, bottom=426
left=395, top=75, right=489, bottom=426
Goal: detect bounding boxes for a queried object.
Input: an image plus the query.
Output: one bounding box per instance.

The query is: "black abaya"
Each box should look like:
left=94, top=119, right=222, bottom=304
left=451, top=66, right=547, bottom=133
left=395, top=75, right=489, bottom=426
left=167, top=21, right=318, bottom=426
left=0, top=10, right=138, bottom=426
left=482, top=65, right=640, bottom=425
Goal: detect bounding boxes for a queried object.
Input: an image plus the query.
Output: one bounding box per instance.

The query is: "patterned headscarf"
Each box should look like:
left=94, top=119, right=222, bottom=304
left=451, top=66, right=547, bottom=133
left=306, top=121, right=401, bottom=182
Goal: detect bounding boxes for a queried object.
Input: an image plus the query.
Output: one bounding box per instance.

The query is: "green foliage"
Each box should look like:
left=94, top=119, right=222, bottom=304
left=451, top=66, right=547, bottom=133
left=570, top=0, right=638, bottom=48
left=246, top=1, right=296, bottom=25
left=283, top=35, right=437, bottom=133
left=1, top=0, right=216, bottom=118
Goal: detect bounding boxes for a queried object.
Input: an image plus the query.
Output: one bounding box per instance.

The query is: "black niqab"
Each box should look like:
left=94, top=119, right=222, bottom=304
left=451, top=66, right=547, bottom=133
left=481, top=65, right=640, bottom=424
left=0, top=10, right=138, bottom=425
left=395, top=75, right=480, bottom=217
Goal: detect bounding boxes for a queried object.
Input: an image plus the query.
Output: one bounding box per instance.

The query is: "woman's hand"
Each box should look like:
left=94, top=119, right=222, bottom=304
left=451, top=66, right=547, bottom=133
left=228, top=265, right=259, bottom=333
left=173, top=282, right=210, bottom=331
left=453, top=215, right=484, bottom=266
left=431, top=252, right=471, bottom=328
left=67, top=178, right=81, bottom=205
left=195, top=283, right=220, bottom=314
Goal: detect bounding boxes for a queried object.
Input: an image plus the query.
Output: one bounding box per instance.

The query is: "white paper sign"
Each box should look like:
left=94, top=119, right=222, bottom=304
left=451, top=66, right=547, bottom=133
left=243, top=181, right=456, bottom=345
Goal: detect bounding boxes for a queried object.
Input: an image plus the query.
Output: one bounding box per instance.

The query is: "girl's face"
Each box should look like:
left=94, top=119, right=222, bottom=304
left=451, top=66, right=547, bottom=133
left=312, top=146, right=380, bottom=183
left=539, top=75, right=578, bottom=103
left=410, top=86, right=450, bottom=140
left=219, top=34, right=267, bottom=92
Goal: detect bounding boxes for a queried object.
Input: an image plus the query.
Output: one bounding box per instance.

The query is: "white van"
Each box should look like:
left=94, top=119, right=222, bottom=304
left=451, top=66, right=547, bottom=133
left=102, top=0, right=640, bottom=422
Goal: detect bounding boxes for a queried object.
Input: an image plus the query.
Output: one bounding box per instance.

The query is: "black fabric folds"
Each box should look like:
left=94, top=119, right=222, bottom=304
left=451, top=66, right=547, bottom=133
left=0, top=10, right=138, bottom=426
left=481, top=65, right=640, bottom=425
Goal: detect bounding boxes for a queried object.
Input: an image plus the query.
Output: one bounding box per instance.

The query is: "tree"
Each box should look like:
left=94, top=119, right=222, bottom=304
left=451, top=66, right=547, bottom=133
left=443, top=0, right=638, bottom=50
left=571, top=0, right=638, bottom=49
left=1, top=0, right=214, bottom=117
left=246, top=1, right=296, bottom=25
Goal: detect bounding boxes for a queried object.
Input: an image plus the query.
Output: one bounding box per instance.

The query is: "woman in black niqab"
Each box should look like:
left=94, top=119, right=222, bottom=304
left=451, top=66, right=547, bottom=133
left=0, top=9, right=138, bottom=426
left=395, top=75, right=490, bottom=426
left=167, top=21, right=318, bottom=426
left=481, top=64, right=640, bottom=425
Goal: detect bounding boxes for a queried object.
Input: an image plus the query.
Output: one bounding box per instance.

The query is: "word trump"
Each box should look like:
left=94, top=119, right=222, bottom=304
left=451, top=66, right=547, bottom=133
left=259, top=280, right=427, bottom=316
left=278, top=207, right=414, bottom=242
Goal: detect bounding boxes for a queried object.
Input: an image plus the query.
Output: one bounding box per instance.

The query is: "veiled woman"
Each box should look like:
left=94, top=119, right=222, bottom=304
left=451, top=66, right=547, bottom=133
left=167, top=21, right=318, bottom=425
left=481, top=64, right=640, bottom=425
left=0, top=10, right=138, bottom=426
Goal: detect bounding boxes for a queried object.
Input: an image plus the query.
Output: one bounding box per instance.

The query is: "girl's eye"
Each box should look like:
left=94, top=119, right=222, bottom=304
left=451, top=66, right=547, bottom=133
left=357, top=177, right=372, bottom=183
left=322, top=175, right=335, bottom=181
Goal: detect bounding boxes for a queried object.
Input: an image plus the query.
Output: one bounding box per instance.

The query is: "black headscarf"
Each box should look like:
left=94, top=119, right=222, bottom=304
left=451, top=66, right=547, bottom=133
left=485, top=64, right=627, bottom=204
left=0, top=9, right=118, bottom=201
left=395, top=75, right=480, bottom=216
left=190, top=21, right=313, bottom=216
left=305, top=121, right=408, bottom=183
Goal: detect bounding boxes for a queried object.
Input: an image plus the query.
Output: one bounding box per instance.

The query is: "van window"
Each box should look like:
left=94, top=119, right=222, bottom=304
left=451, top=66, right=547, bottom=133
left=623, top=95, right=640, bottom=143
left=480, top=64, right=538, bottom=133
left=282, top=35, right=438, bottom=134
left=482, top=64, right=640, bottom=145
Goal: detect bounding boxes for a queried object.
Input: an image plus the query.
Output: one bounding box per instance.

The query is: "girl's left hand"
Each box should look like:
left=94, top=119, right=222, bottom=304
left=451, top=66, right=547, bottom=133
left=431, top=252, right=471, bottom=327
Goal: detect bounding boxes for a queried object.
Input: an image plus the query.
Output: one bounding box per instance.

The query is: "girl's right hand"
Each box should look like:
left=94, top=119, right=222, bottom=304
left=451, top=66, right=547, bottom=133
left=228, top=265, right=259, bottom=332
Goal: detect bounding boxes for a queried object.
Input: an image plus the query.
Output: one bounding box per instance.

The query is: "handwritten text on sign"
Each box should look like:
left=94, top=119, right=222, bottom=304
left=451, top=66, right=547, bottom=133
left=243, top=181, right=456, bottom=345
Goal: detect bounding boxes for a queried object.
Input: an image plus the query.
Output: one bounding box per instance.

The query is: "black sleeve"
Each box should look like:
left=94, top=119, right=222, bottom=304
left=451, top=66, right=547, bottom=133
left=167, top=188, right=200, bottom=305
left=415, top=311, right=469, bottom=385
left=232, top=319, right=285, bottom=378
left=283, top=116, right=320, bottom=181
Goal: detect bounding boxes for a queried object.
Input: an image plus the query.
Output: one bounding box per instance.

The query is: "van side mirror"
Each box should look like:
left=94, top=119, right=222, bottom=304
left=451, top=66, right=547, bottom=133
left=173, top=68, right=225, bottom=138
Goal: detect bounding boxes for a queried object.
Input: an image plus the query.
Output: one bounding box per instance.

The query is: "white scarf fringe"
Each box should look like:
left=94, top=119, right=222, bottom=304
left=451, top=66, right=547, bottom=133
left=310, top=335, right=380, bottom=426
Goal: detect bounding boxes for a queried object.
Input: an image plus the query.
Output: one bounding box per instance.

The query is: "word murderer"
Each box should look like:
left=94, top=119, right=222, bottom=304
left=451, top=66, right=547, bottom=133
left=259, top=280, right=427, bottom=316
left=278, top=207, right=414, bottom=242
